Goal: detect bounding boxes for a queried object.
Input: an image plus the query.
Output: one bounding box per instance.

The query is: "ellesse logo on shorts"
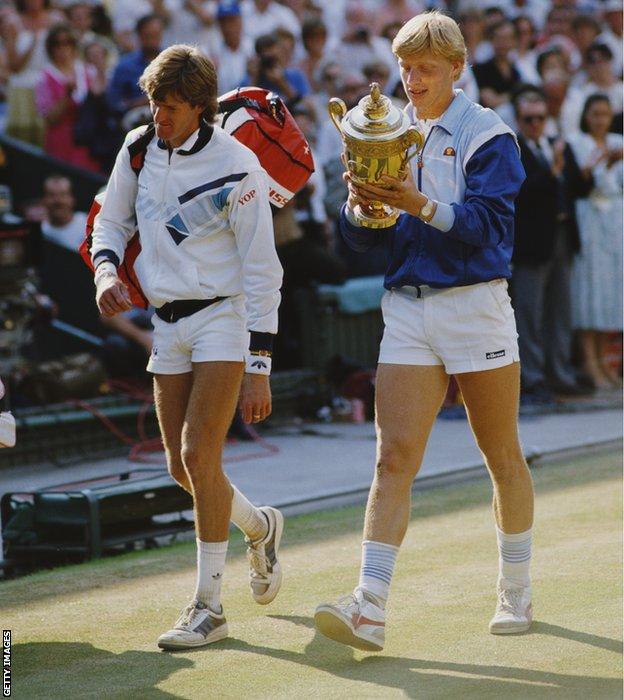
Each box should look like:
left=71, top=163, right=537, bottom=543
left=486, top=350, right=506, bottom=359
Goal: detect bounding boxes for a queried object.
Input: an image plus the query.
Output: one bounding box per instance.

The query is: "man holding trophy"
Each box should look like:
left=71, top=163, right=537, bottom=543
left=315, top=11, right=531, bottom=651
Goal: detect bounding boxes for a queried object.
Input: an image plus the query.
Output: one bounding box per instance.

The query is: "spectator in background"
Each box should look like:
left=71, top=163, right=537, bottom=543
left=245, top=32, right=310, bottom=108
left=570, top=94, right=623, bottom=388
left=570, top=14, right=601, bottom=86
left=1, top=0, right=63, bottom=147
left=36, top=24, right=100, bottom=172
left=298, top=16, right=330, bottom=92
left=512, top=15, right=541, bottom=85
left=110, top=0, right=169, bottom=53
left=163, top=0, right=216, bottom=49
left=598, top=0, right=622, bottom=79
left=40, top=174, right=87, bottom=251
left=562, top=43, right=623, bottom=135
left=333, top=3, right=396, bottom=82
left=372, top=0, right=424, bottom=36
left=107, top=14, right=163, bottom=123
left=241, top=0, right=301, bottom=45
left=538, top=7, right=580, bottom=72
left=512, top=91, right=593, bottom=401
left=458, top=8, right=491, bottom=65
left=473, top=19, right=521, bottom=111
left=211, top=0, right=253, bottom=95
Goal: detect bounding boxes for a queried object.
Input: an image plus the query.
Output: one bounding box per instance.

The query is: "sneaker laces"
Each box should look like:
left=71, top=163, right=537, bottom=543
left=497, top=587, right=523, bottom=615
left=246, top=537, right=270, bottom=579
left=177, top=600, right=204, bottom=629
left=335, top=593, right=361, bottom=614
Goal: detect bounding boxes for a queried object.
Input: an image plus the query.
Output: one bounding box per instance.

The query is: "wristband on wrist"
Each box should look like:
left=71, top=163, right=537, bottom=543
left=245, top=351, right=272, bottom=375
left=94, top=261, right=118, bottom=285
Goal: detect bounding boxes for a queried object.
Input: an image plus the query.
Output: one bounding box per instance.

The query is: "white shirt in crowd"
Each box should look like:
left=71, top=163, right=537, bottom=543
left=42, top=211, right=88, bottom=252
left=240, top=0, right=300, bottom=43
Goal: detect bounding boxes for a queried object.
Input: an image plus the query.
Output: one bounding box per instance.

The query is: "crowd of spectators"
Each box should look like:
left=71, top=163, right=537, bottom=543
left=0, top=0, right=621, bottom=394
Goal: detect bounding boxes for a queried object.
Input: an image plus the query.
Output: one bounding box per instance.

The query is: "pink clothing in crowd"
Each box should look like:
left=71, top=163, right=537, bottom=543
left=36, top=60, right=100, bottom=173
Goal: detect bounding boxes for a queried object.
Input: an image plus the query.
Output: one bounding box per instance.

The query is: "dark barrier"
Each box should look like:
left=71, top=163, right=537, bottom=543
left=0, top=133, right=106, bottom=212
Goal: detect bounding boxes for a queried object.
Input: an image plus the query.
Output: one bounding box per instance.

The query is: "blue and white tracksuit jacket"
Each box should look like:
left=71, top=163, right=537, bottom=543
left=340, top=90, right=526, bottom=290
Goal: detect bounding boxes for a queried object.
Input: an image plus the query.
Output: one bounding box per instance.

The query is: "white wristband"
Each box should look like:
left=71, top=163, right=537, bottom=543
left=94, top=261, right=118, bottom=284
left=245, top=354, right=272, bottom=375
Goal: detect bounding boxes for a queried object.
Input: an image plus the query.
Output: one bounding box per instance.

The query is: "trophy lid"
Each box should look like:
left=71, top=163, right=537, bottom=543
left=340, top=82, right=411, bottom=143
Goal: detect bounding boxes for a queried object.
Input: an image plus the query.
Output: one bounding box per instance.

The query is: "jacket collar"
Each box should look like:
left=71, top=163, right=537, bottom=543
left=406, top=89, right=471, bottom=135
left=156, top=119, right=214, bottom=154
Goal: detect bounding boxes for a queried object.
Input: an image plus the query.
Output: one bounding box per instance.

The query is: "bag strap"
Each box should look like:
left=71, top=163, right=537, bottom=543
left=127, top=123, right=156, bottom=176
left=218, top=92, right=285, bottom=129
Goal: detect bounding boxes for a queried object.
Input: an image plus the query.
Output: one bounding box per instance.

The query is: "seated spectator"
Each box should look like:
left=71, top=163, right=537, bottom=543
left=511, top=91, right=594, bottom=400
left=272, top=203, right=346, bottom=369
left=570, top=94, right=623, bottom=388
left=598, top=0, right=622, bottom=79
left=74, top=38, right=121, bottom=173
left=332, top=3, right=397, bottom=83
left=473, top=19, right=522, bottom=111
left=512, top=15, right=541, bottom=85
left=298, top=16, right=331, bottom=92
left=211, top=0, right=253, bottom=95
left=40, top=174, right=87, bottom=251
left=570, top=14, right=601, bottom=87
left=245, top=32, right=310, bottom=108
left=106, top=14, right=163, bottom=122
left=35, top=24, right=100, bottom=172
left=240, top=0, right=301, bottom=45
left=1, top=0, right=64, bottom=147
left=562, top=43, right=623, bottom=135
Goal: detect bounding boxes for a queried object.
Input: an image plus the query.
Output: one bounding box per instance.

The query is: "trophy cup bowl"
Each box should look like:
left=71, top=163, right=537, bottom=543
left=329, top=82, right=424, bottom=229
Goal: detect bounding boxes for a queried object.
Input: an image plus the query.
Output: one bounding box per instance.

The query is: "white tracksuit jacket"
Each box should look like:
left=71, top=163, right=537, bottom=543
left=90, top=122, right=282, bottom=337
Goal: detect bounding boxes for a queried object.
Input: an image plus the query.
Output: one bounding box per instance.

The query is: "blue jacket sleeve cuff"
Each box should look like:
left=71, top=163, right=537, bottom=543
left=429, top=201, right=455, bottom=232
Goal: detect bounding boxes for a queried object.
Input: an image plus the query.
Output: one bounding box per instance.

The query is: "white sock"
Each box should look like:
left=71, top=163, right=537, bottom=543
left=496, top=526, right=532, bottom=588
left=357, top=540, right=399, bottom=607
left=230, top=484, right=269, bottom=542
left=194, top=539, right=228, bottom=611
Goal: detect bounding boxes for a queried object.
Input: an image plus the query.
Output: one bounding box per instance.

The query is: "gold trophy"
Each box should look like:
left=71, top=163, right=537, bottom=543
left=329, top=82, right=423, bottom=228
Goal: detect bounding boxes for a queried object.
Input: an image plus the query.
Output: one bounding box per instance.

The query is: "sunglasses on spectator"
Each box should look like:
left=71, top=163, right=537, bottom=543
left=521, top=114, right=546, bottom=123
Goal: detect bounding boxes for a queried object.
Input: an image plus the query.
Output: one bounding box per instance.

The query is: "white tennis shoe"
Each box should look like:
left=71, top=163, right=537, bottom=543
left=315, top=588, right=386, bottom=651
left=246, top=506, right=284, bottom=605
left=489, top=580, right=533, bottom=634
left=157, top=599, right=228, bottom=650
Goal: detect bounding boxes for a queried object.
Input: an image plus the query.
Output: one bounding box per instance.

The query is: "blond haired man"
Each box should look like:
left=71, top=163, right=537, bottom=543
left=92, top=45, right=284, bottom=649
left=315, top=12, right=533, bottom=651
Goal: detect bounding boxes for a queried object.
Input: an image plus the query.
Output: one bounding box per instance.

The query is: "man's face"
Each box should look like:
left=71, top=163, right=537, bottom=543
left=219, top=15, right=241, bottom=46
left=492, top=23, right=516, bottom=58
left=517, top=100, right=548, bottom=141
left=43, top=179, right=74, bottom=224
left=398, top=51, right=461, bottom=119
left=138, top=19, right=163, bottom=54
left=587, top=50, right=614, bottom=84
left=151, top=94, right=205, bottom=148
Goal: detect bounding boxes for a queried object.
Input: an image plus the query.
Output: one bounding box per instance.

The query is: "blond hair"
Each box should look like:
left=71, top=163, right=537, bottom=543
left=139, top=44, right=218, bottom=121
left=392, top=11, right=467, bottom=68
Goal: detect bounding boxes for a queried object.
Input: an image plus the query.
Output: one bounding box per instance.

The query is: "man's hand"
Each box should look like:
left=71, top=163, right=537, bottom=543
left=238, top=373, right=272, bottom=424
left=343, top=167, right=427, bottom=218
left=96, top=274, right=132, bottom=317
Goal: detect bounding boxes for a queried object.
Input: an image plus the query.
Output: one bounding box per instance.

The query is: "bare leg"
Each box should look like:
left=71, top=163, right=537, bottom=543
left=456, top=362, right=533, bottom=533
left=580, top=330, right=611, bottom=389
left=154, top=372, right=194, bottom=493
left=181, top=361, right=244, bottom=541
left=364, top=364, right=449, bottom=546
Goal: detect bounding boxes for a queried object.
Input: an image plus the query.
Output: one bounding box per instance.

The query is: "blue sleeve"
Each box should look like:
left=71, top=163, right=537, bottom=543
left=445, top=133, right=526, bottom=248
left=286, top=69, right=311, bottom=97
left=338, top=204, right=387, bottom=252
left=106, top=62, right=127, bottom=113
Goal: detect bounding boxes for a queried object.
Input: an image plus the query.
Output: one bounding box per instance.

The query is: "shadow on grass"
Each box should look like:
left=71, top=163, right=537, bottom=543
left=1, top=449, right=620, bottom=608
left=211, top=614, right=621, bottom=699
left=13, top=642, right=192, bottom=699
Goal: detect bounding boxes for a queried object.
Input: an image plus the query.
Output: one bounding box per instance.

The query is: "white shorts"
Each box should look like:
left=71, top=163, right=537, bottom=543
left=147, top=296, right=247, bottom=375
left=378, top=279, right=519, bottom=374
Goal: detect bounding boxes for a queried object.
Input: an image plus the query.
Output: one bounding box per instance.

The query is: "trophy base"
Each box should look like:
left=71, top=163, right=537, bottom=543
left=352, top=203, right=399, bottom=229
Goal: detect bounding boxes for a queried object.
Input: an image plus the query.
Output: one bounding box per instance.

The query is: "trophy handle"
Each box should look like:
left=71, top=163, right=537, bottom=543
left=403, top=126, right=424, bottom=165
left=328, top=98, right=347, bottom=134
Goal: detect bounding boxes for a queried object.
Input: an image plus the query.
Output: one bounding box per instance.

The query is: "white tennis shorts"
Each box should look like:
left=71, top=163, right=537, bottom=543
left=378, top=278, right=519, bottom=374
left=147, top=296, right=247, bottom=375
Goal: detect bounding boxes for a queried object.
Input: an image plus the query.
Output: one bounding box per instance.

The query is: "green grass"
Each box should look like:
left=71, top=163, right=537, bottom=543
left=2, top=449, right=622, bottom=699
